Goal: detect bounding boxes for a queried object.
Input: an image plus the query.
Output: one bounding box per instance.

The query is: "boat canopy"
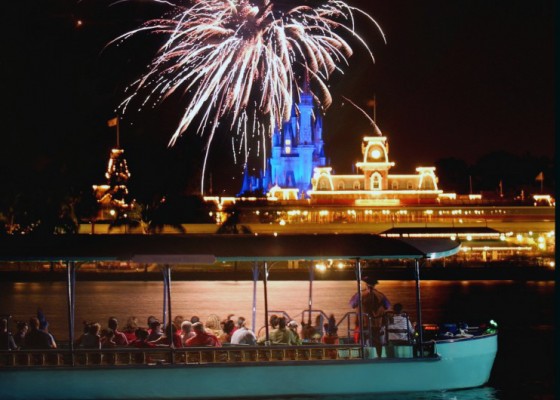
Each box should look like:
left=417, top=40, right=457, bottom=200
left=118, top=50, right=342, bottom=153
left=0, top=234, right=460, bottom=264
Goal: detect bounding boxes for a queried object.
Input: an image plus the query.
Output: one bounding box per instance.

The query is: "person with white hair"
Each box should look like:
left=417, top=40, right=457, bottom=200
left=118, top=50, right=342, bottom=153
left=230, top=317, right=257, bottom=345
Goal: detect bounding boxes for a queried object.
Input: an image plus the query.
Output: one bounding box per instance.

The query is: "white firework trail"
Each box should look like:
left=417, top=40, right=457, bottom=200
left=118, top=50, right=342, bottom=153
left=109, top=0, right=384, bottom=194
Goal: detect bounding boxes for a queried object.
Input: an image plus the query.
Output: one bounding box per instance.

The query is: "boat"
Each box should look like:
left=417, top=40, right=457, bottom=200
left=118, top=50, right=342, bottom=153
left=0, top=234, right=497, bottom=399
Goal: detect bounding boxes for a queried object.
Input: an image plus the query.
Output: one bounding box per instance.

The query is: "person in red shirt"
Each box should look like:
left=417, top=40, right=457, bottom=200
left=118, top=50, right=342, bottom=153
left=130, top=328, right=155, bottom=348
left=185, top=322, right=221, bottom=347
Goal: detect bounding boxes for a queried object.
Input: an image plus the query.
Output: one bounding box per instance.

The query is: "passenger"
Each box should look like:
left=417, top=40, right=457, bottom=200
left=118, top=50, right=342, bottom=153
left=152, top=324, right=183, bottom=347
left=122, top=316, right=139, bottom=342
left=101, top=329, right=117, bottom=348
left=384, top=303, right=415, bottom=343
left=352, top=316, right=360, bottom=344
left=130, top=328, right=156, bottom=348
left=300, top=321, right=318, bottom=343
left=287, top=320, right=302, bottom=345
left=185, top=322, right=221, bottom=347
left=173, top=315, right=184, bottom=331
left=181, top=321, right=195, bottom=345
left=36, top=308, right=57, bottom=349
left=25, top=317, right=56, bottom=349
left=13, top=321, right=28, bottom=349
left=190, top=315, right=200, bottom=324
left=146, top=316, right=158, bottom=333
left=321, top=315, right=339, bottom=345
left=219, top=319, right=236, bottom=344
left=74, top=321, right=90, bottom=347
left=258, top=317, right=296, bottom=345
left=81, top=322, right=102, bottom=349
left=269, top=314, right=279, bottom=329
left=147, top=319, right=163, bottom=342
left=230, top=317, right=257, bottom=346
left=349, top=276, right=390, bottom=358
left=108, top=317, right=128, bottom=346
left=205, top=314, right=223, bottom=337
left=0, top=318, right=18, bottom=350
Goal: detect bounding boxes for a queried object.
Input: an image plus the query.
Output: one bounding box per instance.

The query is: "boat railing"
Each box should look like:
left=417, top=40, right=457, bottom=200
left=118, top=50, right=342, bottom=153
left=0, top=344, right=367, bottom=368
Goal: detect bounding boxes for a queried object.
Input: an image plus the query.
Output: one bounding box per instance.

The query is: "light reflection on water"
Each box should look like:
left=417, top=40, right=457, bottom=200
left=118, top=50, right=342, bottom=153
left=271, top=386, right=500, bottom=400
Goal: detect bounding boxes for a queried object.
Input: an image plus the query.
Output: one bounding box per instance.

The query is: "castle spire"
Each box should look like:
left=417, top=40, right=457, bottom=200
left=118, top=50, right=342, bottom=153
left=303, top=68, right=311, bottom=93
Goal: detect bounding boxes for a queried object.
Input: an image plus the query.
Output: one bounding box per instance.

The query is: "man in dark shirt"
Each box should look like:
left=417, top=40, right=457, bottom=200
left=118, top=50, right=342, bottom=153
left=25, top=317, right=56, bottom=349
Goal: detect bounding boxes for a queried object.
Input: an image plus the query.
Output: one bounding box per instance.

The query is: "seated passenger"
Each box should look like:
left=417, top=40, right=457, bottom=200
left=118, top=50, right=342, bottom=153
left=185, top=322, right=221, bottom=347
left=122, top=316, right=138, bottom=343
left=205, top=314, right=223, bottom=338
left=173, top=315, right=184, bottom=331
left=230, top=317, right=257, bottom=346
left=130, top=328, right=156, bottom=348
left=0, top=318, right=18, bottom=350
left=147, top=319, right=163, bottom=342
left=101, top=329, right=117, bottom=348
left=258, top=317, right=296, bottom=345
left=181, top=321, right=195, bottom=346
left=218, top=319, right=236, bottom=344
left=25, top=317, right=56, bottom=349
left=321, top=315, right=339, bottom=345
left=287, top=320, right=302, bottom=345
left=108, top=317, right=128, bottom=346
left=81, top=322, right=102, bottom=349
left=385, top=303, right=415, bottom=343
left=13, top=321, right=28, bottom=349
left=152, top=324, right=183, bottom=347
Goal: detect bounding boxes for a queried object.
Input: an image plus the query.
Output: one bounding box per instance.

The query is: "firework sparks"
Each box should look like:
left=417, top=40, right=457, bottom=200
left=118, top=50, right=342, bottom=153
left=110, top=0, right=384, bottom=193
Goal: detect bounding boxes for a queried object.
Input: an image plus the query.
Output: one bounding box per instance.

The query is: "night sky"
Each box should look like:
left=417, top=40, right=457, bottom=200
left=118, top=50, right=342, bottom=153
left=1, top=0, right=555, bottom=198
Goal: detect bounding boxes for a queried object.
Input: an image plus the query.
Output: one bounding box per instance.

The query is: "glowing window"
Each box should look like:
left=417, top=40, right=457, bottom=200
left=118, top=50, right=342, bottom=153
left=371, top=149, right=381, bottom=159
left=407, top=181, right=413, bottom=190
left=337, top=182, right=345, bottom=190
left=319, top=179, right=328, bottom=190
left=285, top=139, right=291, bottom=154
left=391, top=181, right=398, bottom=190
left=353, top=181, right=361, bottom=190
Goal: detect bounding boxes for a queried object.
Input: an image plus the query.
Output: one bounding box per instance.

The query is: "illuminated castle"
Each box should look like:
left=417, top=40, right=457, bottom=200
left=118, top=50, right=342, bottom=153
left=306, top=131, right=443, bottom=205
left=239, top=81, right=326, bottom=198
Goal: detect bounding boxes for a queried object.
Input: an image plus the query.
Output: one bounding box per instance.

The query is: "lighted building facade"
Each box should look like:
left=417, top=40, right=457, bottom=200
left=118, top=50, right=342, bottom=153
left=307, top=135, right=443, bottom=205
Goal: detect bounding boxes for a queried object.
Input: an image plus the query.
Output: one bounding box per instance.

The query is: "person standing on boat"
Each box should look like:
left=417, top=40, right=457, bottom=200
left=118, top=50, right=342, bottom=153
left=349, top=277, right=390, bottom=357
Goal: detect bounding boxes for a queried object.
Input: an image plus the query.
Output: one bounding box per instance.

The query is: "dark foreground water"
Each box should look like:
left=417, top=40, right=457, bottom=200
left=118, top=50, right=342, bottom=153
left=0, top=280, right=555, bottom=399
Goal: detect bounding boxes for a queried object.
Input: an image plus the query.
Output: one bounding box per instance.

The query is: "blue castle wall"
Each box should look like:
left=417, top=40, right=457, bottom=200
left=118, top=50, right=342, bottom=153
left=239, top=87, right=326, bottom=198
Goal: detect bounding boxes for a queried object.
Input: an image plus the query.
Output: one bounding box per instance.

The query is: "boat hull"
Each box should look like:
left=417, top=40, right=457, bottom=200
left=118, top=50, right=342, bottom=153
left=0, top=334, right=497, bottom=399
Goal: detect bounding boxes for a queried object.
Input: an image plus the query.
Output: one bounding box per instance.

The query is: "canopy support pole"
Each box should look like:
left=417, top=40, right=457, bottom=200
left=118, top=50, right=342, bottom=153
left=251, top=262, right=259, bottom=333
left=414, top=259, right=424, bottom=357
left=66, top=261, right=76, bottom=366
left=354, top=258, right=366, bottom=359
left=163, top=265, right=174, bottom=363
left=307, top=263, right=314, bottom=325
left=162, top=266, right=168, bottom=330
left=263, top=261, right=270, bottom=344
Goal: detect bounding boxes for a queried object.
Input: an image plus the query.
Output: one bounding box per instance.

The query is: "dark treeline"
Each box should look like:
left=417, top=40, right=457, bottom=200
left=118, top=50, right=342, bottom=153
left=0, top=150, right=554, bottom=235
left=435, top=152, right=554, bottom=198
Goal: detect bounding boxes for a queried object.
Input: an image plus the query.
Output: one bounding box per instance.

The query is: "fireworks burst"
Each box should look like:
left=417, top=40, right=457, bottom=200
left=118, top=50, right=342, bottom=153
left=110, top=0, right=384, bottom=193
